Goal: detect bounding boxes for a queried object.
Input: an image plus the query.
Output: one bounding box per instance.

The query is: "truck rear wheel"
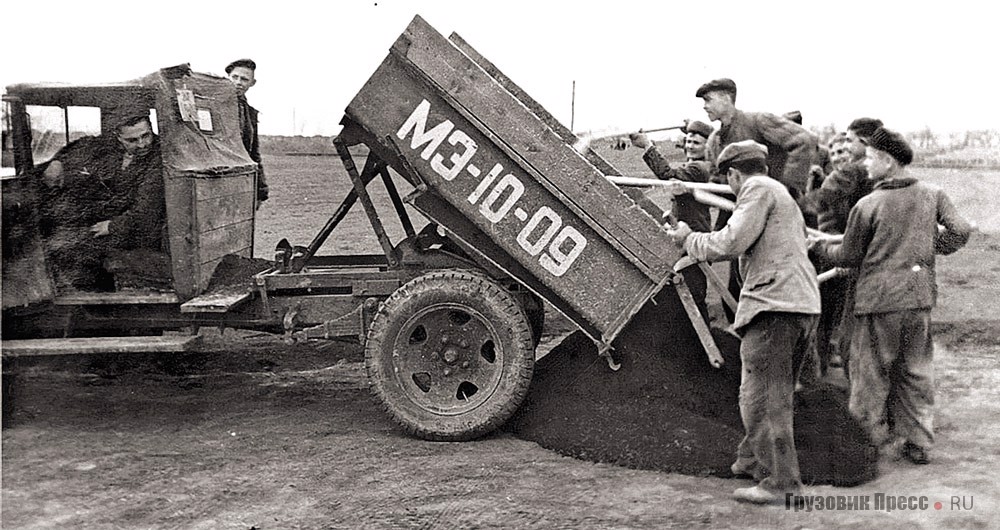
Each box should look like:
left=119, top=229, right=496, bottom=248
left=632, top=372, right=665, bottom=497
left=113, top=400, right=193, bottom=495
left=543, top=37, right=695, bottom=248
left=365, top=270, right=534, bottom=441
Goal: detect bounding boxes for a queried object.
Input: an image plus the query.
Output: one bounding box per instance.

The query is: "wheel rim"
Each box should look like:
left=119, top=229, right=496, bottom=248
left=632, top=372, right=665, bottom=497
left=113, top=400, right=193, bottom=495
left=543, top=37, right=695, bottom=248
left=391, top=302, right=505, bottom=416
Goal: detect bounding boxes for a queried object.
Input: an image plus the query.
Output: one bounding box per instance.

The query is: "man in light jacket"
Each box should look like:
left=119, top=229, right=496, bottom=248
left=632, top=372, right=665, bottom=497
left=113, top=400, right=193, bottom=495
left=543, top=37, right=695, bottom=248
left=667, top=140, right=821, bottom=504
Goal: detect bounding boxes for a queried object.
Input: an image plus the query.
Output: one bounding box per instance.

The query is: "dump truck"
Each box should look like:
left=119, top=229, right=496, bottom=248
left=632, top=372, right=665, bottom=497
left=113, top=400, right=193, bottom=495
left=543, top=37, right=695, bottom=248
left=2, top=15, right=722, bottom=441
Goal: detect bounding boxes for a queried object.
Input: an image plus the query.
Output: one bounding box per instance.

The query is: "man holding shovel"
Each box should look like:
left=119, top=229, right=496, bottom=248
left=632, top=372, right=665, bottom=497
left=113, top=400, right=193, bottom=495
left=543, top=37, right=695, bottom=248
left=666, top=140, right=821, bottom=504
left=630, top=120, right=715, bottom=317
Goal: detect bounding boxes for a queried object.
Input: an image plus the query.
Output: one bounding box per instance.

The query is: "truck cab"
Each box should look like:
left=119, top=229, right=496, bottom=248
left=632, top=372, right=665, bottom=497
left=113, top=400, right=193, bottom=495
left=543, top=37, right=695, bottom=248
left=2, top=64, right=260, bottom=339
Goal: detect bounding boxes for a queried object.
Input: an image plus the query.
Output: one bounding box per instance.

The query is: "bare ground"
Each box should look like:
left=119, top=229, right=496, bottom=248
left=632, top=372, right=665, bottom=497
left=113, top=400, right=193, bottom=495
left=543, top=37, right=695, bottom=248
left=3, top=322, right=998, bottom=529
left=3, top=156, right=999, bottom=528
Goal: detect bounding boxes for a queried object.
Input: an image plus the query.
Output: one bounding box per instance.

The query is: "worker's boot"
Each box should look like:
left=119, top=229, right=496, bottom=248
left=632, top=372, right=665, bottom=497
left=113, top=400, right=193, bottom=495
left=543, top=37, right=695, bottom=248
left=730, top=459, right=759, bottom=479
left=733, top=485, right=785, bottom=505
left=902, top=442, right=929, bottom=465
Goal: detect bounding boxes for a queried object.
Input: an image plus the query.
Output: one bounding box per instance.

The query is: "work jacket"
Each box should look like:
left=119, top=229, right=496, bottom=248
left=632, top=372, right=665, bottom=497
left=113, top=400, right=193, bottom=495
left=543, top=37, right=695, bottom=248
left=803, top=161, right=873, bottom=234
left=817, top=177, right=972, bottom=315
left=40, top=135, right=165, bottom=251
left=238, top=95, right=269, bottom=202
left=684, top=175, right=820, bottom=334
left=642, top=145, right=712, bottom=232
left=705, top=110, right=817, bottom=199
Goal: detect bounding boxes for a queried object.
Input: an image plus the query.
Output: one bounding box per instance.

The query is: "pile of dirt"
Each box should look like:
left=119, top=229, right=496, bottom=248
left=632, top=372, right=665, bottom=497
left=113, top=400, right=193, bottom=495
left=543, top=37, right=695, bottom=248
left=206, top=253, right=274, bottom=290
left=508, top=288, right=879, bottom=486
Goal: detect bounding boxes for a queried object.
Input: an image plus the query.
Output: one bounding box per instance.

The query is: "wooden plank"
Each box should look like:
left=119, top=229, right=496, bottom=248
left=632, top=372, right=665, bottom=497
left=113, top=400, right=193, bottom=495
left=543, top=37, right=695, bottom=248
left=164, top=172, right=199, bottom=299
left=196, top=191, right=254, bottom=232
left=198, top=221, right=254, bottom=264
left=448, top=33, right=621, bottom=178
left=192, top=173, right=255, bottom=200
left=397, top=17, right=675, bottom=275
left=54, top=291, right=180, bottom=305
left=180, top=289, right=252, bottom=313
left=2, top=335, right=202, bottom=358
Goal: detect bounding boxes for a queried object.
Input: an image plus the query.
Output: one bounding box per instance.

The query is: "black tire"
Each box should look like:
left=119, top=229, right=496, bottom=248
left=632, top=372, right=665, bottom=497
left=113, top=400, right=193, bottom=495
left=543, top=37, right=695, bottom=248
left=365, top=270, right=534, bottom=441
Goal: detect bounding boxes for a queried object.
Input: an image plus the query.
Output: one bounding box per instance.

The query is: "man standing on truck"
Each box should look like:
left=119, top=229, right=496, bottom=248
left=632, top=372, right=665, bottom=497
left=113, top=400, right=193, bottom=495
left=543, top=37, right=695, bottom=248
left=698, top=78, right=818, bottom=321
left=40, top=113, right=166, bottom=290
left=226, top=58, right=269, bottom=206
left=666, top=140, right=821, bottom=504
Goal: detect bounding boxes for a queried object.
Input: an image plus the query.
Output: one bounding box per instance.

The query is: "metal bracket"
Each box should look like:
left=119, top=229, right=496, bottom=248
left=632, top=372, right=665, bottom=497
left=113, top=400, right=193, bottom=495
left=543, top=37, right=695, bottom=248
left=597, top=341, right=621, bottom=371
left=674, top=255, right=738, bottom=317
left=282, top=305, right=300, bottom=345
left=672, top=273, right=724, bottom=368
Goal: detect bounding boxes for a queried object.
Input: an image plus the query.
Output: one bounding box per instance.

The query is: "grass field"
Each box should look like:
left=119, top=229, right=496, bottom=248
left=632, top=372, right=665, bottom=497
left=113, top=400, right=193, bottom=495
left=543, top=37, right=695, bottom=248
left=256, top=147, right=1000, bottom=325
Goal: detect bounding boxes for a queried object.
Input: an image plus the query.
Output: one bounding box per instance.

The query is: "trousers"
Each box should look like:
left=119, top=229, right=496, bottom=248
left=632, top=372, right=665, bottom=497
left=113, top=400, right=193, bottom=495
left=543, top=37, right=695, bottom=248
left=734, top=311, right=818, bottom=492
left=848, top=309, right=935, bottom=448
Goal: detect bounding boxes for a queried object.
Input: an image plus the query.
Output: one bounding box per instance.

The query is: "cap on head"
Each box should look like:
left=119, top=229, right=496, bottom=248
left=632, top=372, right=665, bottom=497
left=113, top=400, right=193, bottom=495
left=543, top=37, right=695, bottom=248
left=225, top=58, right=257, bottom=74
left=111, top=109, right=151, bottom=131
left=783, top=110, right=803, bottom=125
left=847, top=117, right=883, bottom=140
left=717, top=139, right=768, bottom=171
left=684, top=120, right=714, bottom=139
left=864, top=127, right=913, bottom=166
left=827, top=131, right=849, bottom=147
left=695, top=78, right=737, bottom=99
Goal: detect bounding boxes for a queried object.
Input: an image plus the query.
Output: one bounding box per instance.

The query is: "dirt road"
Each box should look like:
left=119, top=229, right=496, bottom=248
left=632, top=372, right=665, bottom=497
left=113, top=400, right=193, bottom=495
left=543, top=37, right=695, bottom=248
left=3, top=318, right=999, bottom=529
left=4, top=156, right=999, bottom=528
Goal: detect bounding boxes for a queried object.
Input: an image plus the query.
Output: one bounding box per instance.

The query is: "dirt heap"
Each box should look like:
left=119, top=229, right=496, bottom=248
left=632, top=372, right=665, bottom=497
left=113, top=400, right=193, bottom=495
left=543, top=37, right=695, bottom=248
left=206, top=253, right=274, bottom=290
left=508, top=288, right=879, bottom=487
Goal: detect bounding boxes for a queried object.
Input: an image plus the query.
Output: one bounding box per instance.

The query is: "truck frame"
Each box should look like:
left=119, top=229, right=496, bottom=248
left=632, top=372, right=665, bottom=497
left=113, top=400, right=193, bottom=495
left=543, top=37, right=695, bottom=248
left=2, top=15, right=721, bottom=441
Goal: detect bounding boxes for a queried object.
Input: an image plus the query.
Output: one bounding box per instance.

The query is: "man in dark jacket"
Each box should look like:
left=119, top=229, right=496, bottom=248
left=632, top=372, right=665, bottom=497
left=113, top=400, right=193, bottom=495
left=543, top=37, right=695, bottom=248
left=629, top=119, right=714, bottom=233
left=698, top=78, right=817, bottom=200
left=629, top=120, right=715, bottom=318
left=226, top=58, right=269, bottom=205
left=805, top=117, right=882, bottom=376
left=696, top=79, right=819, bottom=324
left=805, top=118, right=882, bottom=234
left=40, top=113, right=165, bottom=289
left=813, top=127, right=972, bottom=465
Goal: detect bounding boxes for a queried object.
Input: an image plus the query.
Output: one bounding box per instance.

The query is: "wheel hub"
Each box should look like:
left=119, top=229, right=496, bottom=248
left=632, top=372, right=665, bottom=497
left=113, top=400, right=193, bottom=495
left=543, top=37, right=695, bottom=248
left=392, top=303, right=504, bottom=415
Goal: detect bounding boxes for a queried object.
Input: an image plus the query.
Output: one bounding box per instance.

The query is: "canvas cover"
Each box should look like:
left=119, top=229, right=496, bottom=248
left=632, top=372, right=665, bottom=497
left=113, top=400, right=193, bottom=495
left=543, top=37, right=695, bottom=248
left=141, top=65, right=257, bottom=175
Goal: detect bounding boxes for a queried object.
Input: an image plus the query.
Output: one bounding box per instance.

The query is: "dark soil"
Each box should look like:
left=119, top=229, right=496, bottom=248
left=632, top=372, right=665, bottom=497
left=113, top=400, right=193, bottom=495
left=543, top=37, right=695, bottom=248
left=508, top=287, right=879, bottom=486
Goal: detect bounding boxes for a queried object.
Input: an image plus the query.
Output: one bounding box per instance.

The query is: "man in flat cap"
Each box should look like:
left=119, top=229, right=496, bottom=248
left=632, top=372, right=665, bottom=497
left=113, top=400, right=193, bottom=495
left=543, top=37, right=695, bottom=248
left=629, top=120, right=715, bottom=316
left=39, top=112, right=166, bottom=290
left=813, top=127, right=972, bottom=465
left=697, top=79, right=818, bottom=322
left=226, top=58, right=269, bottom=206
left=697, top=78, right=817, bottom=200
left=666, top=139, right=820, bottom=504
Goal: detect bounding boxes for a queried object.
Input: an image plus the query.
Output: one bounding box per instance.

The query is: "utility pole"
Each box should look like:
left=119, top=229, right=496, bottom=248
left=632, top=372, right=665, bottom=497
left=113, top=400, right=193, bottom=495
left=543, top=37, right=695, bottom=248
left=570, top=80, right=576, bottom=132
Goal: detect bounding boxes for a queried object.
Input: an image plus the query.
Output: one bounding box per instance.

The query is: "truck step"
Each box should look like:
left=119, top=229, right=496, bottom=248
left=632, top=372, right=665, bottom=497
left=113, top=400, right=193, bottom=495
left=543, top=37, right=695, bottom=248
left=54, top=290, right=180, bottom=306
left=2, top=335, right=202, bottom=358
left=180, top=289, right=252, bottom=313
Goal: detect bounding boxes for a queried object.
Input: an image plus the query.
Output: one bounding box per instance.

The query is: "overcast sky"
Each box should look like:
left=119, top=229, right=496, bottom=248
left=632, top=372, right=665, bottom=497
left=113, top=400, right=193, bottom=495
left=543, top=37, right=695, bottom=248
left=2, top=0, right=997, bottom=137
